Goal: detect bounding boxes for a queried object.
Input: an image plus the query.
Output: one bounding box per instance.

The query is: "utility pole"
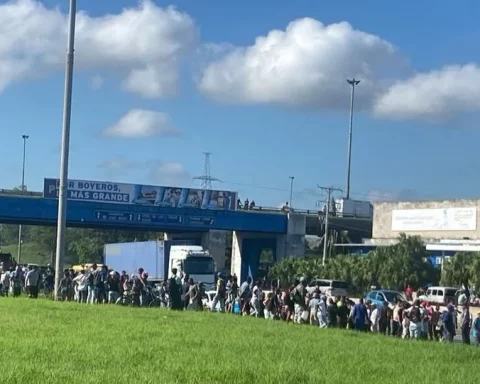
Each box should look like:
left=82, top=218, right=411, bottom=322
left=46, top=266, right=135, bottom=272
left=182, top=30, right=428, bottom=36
left=289, top=176, right=294, bottom=208
left=345, top=78, right=360, bottom=200
left=54, top=0, right=77, bottom=301
left=18, top=134, right=29, bottom=264
left=318, top=185, right=343, bottom=266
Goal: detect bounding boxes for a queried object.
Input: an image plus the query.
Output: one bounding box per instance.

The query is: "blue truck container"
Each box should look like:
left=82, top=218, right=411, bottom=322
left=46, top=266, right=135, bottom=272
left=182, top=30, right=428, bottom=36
left=104, top=239, right=199, bottom=280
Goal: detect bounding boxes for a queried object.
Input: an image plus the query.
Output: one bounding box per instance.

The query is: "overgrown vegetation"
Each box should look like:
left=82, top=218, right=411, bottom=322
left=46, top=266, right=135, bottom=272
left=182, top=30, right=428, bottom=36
left=270, top=234, right=480, bottom=292
left=0, top=224, right=161, bottom=266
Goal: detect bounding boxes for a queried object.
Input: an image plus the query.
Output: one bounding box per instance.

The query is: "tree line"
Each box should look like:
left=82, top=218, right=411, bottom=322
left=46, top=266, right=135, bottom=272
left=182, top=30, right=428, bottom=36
left=270, top=234, right=480, bottom=294
left=0, top=223, right=161, bottom=266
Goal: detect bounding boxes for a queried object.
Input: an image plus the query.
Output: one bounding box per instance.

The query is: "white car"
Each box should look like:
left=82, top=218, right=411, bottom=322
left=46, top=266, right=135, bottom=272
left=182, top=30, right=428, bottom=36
left=306, top=279, right=349, bottom=297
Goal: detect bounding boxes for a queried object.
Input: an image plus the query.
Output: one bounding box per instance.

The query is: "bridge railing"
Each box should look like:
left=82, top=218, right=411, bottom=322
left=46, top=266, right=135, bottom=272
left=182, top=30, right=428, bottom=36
left=0, top=190, right=372, bottom=219
left=0, top=189, right=43, bottom=197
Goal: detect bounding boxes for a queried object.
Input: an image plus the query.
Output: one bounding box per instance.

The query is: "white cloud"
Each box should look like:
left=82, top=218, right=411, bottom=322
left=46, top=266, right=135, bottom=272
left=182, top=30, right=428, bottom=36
left=97, top=157, right=190, bottom=185
left=198, top=18, right=405, bottom=109
left=102, top=109, right=180, bottom=138
left=373, top=64, right=480, bottom=121
left=0, top=0, right=196, bottom=97
left=89, top=75, right=104, bottom=90
left=97, top=156, right=141, bottom=169
left=148, top=161, right=190, bottom=185
left=122, top=65, right=177, bottom=98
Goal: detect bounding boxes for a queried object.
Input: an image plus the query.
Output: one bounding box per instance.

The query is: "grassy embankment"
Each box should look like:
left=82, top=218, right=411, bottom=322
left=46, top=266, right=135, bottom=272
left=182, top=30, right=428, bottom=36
left=0, top=299, right=477, bottom=384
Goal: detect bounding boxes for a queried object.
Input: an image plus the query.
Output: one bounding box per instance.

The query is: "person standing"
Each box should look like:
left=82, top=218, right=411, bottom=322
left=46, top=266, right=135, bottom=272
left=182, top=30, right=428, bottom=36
left=352, top=298, right=368, bottom=331
left=290, top=277, right=307, bottom=324
left=442, top=304, right=456, bottom=343
left=473, top=312, right=480, bottom=347
left=212, top=272, right=226, bottom=313
left=25, top=265, right=39, bottom=299
left=168, top=268, right=183, bottom=310
left=461, top=304, right=472, bottom=345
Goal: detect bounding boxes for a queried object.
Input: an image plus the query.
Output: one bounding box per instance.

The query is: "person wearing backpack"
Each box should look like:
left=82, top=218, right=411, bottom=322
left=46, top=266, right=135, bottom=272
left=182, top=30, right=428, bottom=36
left=212, top=272, right=226, bottom=312
left=407, top=300, right=423, bottom=339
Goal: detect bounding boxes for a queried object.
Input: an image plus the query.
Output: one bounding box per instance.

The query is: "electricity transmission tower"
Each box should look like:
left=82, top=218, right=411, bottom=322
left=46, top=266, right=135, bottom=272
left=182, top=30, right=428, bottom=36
left=318, top=185, right=343, bottom=266
left=193, top=152, right=221, bottom=190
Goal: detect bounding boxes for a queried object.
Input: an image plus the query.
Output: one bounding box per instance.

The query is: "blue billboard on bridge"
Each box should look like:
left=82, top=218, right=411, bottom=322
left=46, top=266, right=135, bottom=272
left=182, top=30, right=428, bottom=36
left=43, top=178, right=237, bottom=211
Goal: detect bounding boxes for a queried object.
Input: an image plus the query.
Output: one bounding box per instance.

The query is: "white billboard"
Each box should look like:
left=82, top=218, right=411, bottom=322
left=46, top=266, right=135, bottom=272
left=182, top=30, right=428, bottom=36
left=391, top=207, right=477, bottom=232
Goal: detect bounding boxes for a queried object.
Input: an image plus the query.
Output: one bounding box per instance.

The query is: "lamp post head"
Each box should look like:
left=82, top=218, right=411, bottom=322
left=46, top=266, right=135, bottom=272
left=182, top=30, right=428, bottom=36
left=22, top=135, right=29, bottom=140
left=347, top=78, right=361, bottom=86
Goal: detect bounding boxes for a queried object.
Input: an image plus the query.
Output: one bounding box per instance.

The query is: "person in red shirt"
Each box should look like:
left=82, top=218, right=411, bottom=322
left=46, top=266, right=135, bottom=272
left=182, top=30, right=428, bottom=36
left=405, top=285, right=413, bottom=301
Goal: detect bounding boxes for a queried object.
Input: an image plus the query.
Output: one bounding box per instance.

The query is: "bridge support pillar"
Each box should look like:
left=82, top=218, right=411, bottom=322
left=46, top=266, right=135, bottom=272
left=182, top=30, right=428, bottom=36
left=201, top=230, right=228, bottom=273
left=231, top=232, right=278, bottom=282
left=276, top=213, right=306, bottom=260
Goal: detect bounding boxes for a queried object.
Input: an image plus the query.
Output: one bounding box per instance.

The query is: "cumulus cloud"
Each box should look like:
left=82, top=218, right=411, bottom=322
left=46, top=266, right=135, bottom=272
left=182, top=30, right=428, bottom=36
left=373, top=64, right=480, bottom=121
left=148, top=161, right=190, bottom=185
left=97, top=158, right=190, bottom=185
left=198, top=18, right=405, bottom=109
left=0, top=0, right=196, bottom=97
left=102, top=109, right=180, bottom=138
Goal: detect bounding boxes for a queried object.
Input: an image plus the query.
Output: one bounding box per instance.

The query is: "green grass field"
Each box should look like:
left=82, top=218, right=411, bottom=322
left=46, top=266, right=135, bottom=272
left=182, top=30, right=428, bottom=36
left=0, top=299, right=477, bottom=384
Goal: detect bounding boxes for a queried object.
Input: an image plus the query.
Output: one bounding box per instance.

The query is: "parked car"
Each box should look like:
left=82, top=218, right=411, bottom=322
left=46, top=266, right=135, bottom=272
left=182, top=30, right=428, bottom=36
left=307, top=279, right=349, bottom=297
left=365, top=290, right=408, bottom=309
left=418, top=286, right=458, bottom=305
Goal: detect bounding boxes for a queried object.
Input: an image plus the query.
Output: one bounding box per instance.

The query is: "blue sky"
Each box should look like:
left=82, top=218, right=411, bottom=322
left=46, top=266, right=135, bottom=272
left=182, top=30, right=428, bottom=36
left=2, top=0, right=480, bottom=210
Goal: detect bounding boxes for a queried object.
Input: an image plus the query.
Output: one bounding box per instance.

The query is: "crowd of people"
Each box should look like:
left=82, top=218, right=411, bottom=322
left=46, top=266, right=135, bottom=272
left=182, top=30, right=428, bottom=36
left=2, top=262, right=480, bottom=346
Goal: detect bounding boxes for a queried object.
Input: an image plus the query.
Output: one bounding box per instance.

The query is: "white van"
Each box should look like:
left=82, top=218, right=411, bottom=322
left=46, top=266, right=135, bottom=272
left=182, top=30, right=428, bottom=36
left=420, top=286, right=458, bottom=305
left=307, top=279, right=348, bottom=297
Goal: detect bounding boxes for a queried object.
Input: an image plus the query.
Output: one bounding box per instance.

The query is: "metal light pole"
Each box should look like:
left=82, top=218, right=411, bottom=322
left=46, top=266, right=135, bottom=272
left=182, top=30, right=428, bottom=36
left=289, top=176, right=294, bottom=208
left=54, top=0, right=77, bottom=300
left=17, top=134, right=29, bottom=264
left=345, top=78, right=360, bottom=200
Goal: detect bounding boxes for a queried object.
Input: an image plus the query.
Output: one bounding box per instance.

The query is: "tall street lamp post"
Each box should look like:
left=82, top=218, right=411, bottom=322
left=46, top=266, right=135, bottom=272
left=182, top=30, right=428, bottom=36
left=289, top=176, right=294, bottom=208
left=54, top=0, right=77, bottom=300
left=345, top=78, right=360, bottom=200
left=17, top=134, right=29, bottom=264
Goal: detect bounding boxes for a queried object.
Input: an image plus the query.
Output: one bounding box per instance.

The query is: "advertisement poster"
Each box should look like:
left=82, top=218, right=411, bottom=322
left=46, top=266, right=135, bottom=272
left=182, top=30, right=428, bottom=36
left=43, top=178, right=237, bottom=211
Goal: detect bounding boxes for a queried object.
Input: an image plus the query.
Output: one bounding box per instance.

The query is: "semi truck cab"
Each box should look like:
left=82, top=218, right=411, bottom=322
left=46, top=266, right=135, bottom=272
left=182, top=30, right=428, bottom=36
left=169, top=245, right=216, bottom=286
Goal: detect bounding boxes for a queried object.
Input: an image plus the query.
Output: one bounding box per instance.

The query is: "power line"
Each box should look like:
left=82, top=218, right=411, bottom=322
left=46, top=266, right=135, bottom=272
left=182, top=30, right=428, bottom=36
left=193, top=152, right=221, bottom=190
left=220, top=179, right=414, bottom=202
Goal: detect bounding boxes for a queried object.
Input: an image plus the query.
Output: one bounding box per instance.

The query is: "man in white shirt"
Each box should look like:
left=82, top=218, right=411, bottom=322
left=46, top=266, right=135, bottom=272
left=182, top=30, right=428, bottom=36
left=0, top=270, right=11, bottom=296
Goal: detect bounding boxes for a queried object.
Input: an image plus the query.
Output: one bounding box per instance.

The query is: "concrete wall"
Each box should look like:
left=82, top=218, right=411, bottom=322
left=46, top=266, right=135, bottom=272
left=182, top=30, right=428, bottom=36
left=373, top=199, right=480, bottom=240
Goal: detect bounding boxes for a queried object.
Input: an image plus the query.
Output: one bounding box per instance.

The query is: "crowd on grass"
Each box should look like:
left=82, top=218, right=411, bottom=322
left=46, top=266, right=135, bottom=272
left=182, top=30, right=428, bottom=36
left=2, top=262, right=480, bottom=346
